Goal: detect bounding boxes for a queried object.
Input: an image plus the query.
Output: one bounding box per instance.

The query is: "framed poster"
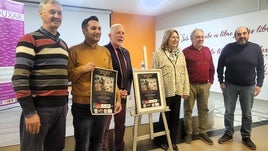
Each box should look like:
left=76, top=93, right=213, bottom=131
left=90, top=67, right=118, bottom=115
left=133, top=69, right=166, bottom=114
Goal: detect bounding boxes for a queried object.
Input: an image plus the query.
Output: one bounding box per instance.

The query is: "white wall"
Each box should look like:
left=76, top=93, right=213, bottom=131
left=156, top=10, right=268, bottom=100
left=156, top=0, right=268, bottom=31
left=23, top=2, right=111, bottom=47
left=155, top=0, right=268, bottom=101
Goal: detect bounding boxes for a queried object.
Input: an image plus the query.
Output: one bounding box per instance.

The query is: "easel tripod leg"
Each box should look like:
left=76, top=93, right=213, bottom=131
left=161, top=112, right=173, bottom=151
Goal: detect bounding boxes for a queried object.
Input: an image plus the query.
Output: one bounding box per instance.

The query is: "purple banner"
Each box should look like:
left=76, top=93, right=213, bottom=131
left=0, top=82, right=16, bottom=106
left=0, top=0, right=24, bottom=106
left=0, top=0, right=24, bottom=66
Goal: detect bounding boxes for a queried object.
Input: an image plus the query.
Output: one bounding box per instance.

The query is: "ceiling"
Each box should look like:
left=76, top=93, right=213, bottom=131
left=20, top=0, right=208, bottom=16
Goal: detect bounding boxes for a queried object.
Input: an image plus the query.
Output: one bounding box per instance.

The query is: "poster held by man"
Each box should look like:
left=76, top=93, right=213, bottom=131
left=91, top=67, right=118, bottom=115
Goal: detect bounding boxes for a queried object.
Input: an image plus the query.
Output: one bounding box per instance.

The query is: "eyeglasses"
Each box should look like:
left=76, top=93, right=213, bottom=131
left=194, top=36, right=204, bottom=39
left=48, top=9, right=62, bottom=16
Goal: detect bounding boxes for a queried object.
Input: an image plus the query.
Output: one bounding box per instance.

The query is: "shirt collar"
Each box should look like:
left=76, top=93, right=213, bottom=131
left=191, top=44, right=203, bottom=50
left=39, top=26, right=60, bottom=43
left=110, top=42, right=121, bottom=51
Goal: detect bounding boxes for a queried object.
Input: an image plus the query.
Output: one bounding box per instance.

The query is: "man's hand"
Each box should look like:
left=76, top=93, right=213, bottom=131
left=220, top=83, right=226, bottom=90
left=25, top=113, right=41, bottom=134
left=255, top=86, right=261, bottom=96
left=114, top=101, right=122, bottom=114
left=82, top=61, right=96, bottom=72
left=120, top=89, right=128, bottom=99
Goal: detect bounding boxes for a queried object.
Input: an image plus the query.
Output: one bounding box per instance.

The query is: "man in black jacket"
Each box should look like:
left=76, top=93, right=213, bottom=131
left=103, top=24, right=133, bottom=151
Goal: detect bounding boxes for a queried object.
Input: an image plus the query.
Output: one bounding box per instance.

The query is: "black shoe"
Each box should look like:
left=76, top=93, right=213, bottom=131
left=172, top=144, right=178, bottom=151
left=185, top=134, right=192, bottom=144
left=242, top=137, right=256, bottom=150
left=160, top=143, right=168, bottom=150
left=198, top=133, right=213, bottom=145
left=218, top=133, right=233, bottom=144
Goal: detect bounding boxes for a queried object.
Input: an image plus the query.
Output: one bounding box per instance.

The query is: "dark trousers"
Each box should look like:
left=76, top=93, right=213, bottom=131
left=72, top=103, right=108, bottom=151
left=103, top=101, right=126, bottom=151
left=159, top=95, right=181, bottom=144
left=20, top=104, right=67, bottom=151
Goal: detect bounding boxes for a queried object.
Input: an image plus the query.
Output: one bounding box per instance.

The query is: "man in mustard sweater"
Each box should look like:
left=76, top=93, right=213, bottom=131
left=68, top=16, right=122, bottom=151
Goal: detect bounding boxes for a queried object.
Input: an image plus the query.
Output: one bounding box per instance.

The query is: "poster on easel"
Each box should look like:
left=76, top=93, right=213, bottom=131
left=133, top=69, right=166, bottom=114
left=90, top=67, right=118, bottom=115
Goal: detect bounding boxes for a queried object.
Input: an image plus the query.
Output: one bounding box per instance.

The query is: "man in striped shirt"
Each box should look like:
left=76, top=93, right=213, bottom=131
left=11, top=0, right=68, bottom=151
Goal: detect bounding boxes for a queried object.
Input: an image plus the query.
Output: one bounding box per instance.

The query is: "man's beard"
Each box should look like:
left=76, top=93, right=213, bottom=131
left=238, top=38, right=248, bottom=45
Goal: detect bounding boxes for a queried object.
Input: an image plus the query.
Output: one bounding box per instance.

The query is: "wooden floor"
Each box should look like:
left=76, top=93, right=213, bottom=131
left=1, top=123, right=268, bottom=151
left=1, top=92, right=268, bottom=151
left=149, top=124, right=268, bottom=151
left=1, top=119, right=268, bottom=151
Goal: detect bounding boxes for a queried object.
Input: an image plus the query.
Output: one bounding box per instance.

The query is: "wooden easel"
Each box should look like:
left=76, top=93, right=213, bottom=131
left=131, top=107, right=173, bottom=151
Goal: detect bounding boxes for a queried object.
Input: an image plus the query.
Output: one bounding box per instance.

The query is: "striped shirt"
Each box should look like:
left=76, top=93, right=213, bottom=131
left=12, top=29, right=69, bottom=116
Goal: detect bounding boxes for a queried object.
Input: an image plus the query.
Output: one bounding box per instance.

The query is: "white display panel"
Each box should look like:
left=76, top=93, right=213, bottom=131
left=156, top=10, right=268, bottom=100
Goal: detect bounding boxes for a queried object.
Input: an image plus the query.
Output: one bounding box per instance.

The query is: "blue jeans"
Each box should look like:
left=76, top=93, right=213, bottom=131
left=72, top=103, right=108, bottom=151
left=222, top=83, right=254, bottom=138
left=20, top=104, right=67, bottom=151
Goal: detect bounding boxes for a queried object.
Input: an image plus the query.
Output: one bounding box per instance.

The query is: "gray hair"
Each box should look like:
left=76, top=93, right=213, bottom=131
left=39, top=0, right=61, bottom=11
left=190, top=28, right=204, bottom=39
left=110, top=24, right=124, bottom=33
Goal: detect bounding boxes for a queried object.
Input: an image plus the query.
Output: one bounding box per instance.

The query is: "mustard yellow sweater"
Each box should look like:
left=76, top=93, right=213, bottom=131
left=68, top=42, right=120, bottom=104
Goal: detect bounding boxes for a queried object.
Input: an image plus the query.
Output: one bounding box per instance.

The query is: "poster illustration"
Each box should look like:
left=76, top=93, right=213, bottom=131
left=90, top=67, right=117, bottom=115
left=133, top=69, right=166, bottom=114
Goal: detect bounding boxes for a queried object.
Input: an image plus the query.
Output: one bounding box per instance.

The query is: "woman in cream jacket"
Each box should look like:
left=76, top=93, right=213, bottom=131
left=152, top=29, right=189, bottom=151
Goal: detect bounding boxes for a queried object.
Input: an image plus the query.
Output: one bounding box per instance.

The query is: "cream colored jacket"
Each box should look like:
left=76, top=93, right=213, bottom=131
left=152, top=50, right=190, bottom=97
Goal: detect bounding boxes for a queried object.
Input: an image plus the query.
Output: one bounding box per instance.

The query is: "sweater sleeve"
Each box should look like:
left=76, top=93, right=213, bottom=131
left=217, top=45, right=228, bottom=84
left=256, top=46, right=265, bottom=87
left=11, top=34, right=36, bottom=116
left=68, top=46, right=88, bottom=83
left=152, top=51, right=160, bottom=69
left=209, top=51, right=215, bottom=84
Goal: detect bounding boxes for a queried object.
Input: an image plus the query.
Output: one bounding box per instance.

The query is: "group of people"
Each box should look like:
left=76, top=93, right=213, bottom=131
left=12, top=0, right=131, bottom=151
left=152, top=28, right=215, bottom=151
left=11, top=0, right=264, bottom=151
left=152, top=22, right=264, bottom=151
